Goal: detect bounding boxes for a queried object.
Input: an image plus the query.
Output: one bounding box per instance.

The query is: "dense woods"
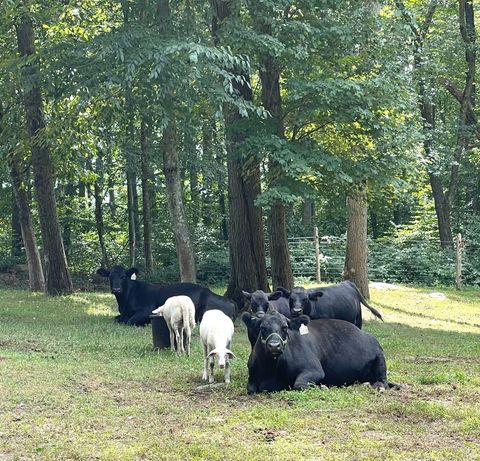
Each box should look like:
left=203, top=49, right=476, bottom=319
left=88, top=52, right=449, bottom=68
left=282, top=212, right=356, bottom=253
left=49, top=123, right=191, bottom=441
left=0, top=1, right=479, bottom=297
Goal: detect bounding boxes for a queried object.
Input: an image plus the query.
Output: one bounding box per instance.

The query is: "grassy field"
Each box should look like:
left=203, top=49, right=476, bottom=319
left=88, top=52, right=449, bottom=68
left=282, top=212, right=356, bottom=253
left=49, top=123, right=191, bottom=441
left=0, top=284, right=479, bottom=460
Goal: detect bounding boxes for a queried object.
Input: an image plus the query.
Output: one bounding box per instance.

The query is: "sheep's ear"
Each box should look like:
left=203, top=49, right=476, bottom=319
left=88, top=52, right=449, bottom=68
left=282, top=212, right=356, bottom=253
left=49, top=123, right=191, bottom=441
left=96, top=268, right=110, bottom=277
left=208, top=349, right=218, bottom=358
left=226, top=349, right=236, bottom=360
left=242, top=291, right=252, bottom=301
left=126, top=267, right=138, bottom=279
left=151, top=305, right=164, bottom=316
left=288, top=315, right=311, bottom=331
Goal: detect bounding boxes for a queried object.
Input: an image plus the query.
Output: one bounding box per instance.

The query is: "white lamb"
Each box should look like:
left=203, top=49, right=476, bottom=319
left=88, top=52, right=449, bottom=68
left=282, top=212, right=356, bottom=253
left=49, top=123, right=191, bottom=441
left=152, top=295, right=196, bottom=356
left=199, top=309, right=236, bottom=384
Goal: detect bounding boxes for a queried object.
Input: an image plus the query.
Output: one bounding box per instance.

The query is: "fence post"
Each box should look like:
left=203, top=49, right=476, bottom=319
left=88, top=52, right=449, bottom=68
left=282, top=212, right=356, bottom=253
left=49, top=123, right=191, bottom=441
left=455, top=233, right=462, bottom=290
left=314, top=226, right=321, bottom=283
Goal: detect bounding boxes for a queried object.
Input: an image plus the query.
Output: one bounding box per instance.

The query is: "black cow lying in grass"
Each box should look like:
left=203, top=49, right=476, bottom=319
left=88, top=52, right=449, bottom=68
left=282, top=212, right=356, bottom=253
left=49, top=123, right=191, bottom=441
left=242, top=290, right=291, bottom=318
left=97, top=266, right=237, bottom=326
left=277, top=281, right=383, bottom=328
left=243, top=309, right=396, bottom=394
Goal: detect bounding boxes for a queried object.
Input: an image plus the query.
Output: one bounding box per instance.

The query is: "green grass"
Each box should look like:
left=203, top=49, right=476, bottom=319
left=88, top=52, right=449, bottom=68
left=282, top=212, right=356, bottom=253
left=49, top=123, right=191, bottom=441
left=1, top=285, right=479, bottom=460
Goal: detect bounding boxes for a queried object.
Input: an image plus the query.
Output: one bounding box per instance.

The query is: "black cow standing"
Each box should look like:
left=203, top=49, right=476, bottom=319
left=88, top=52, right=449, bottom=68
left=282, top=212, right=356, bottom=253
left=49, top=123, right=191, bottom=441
left=97, top=266, right=237, bottom=326
left=277, top=281, right=383, bottom=328
left=243, top=310, right=395, bottom=394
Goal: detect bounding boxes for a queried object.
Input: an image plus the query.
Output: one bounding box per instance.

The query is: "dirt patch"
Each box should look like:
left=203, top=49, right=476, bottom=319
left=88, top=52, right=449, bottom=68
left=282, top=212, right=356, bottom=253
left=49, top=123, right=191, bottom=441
left=0, top=339, right=47, bottom=353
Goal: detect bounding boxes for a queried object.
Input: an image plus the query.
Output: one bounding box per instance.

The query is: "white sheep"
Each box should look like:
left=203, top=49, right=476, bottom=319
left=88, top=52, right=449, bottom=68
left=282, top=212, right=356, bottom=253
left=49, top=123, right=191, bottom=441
left=152, top=295, right=196, bottom=356
left=199, top=309, right=236, bottom=384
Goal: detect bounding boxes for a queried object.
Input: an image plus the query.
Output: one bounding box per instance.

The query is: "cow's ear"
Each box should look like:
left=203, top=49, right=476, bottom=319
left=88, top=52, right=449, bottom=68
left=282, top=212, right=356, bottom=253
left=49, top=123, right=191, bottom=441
left=288, top=315, right=311, bottom=331
left=96, top=268, right=110, bottom=277
left=126, top=267, right=139, bottom=279
left=242, top=312, right=259, bottom=328
left=275, top=287, right=290, bottom=298
left=242, top=291, right=252, bottom=301
left=308, top=288, right=324, bottom=300
left=268, top=290, right=283, bottom=301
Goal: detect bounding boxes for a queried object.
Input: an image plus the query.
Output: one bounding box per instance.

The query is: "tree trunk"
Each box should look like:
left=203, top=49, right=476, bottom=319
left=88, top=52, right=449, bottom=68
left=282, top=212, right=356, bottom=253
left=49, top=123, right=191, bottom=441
left=10, top=158, right=46, bottom=292
left=15, top=13, right=72, bottom=295
left=11, top=191, right=23, bottom=258
left=257, top=14, right=294, bottom=290
left=127, top=171, right=137, bottom=267
left=93, top=155, right=109, bottom=269
left=302, top=199, right=314, bottom=228
left=141, top=118, right=154, bottom=272
left=211, top=0, right=269, bottom=305
left=343, top=185, right=370, bottom=299
left=162, top=119, right=197, bottom=282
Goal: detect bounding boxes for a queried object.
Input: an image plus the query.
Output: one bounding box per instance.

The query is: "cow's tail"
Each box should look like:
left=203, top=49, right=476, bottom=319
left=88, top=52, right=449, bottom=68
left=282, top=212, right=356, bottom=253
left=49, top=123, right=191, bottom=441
left=350, top=281, right=384, bottom=321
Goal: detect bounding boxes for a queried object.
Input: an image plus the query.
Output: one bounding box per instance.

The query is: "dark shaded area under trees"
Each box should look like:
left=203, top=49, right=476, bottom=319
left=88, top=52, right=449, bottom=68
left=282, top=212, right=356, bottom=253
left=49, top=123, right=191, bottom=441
left=0, top=1, right=479, bottom=296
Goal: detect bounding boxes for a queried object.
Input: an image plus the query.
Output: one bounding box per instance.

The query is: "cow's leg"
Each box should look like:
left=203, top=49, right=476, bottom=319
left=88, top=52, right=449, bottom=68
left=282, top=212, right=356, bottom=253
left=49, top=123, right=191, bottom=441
left=355, top=309, right=363, bottom=329
left=125, top=308, right=153, bottom=326
left=293, top=368, right=325, bottom=391
left=185, top=331, right=191, bottom=357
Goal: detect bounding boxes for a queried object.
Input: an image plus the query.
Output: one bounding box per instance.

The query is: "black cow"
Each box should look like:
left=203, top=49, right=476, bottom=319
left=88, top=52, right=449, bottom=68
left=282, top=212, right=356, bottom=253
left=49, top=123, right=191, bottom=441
left=241, top=290, right=291, bottom=348
left=242, top=290, right=291, bottom=319
left=243, top=310, right=394, bottom=394
left=277, top=281, right=383, bottom=328
left=96, top=266, right=237, bottom=326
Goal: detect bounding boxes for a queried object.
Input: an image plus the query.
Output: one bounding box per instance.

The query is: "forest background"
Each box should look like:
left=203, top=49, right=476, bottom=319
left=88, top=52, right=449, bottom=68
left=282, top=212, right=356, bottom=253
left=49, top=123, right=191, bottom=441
left=0, top=0, right=479, bottom=303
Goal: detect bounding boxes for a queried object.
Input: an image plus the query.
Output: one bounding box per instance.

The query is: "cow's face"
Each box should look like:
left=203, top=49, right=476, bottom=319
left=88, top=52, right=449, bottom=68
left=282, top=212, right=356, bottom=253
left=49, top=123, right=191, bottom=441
left=288, top=287, right=323, bottom=317
left=243, top=290, right=284, bottom=318
left=96, top=266, right=138, bottom=295
left=259, top=311, right=290, bottom=357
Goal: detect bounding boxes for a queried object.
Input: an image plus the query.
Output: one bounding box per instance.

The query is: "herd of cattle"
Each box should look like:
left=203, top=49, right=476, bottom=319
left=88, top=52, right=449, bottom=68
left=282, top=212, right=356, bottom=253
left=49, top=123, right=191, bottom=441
left=97, top=265, right=398, bottom=393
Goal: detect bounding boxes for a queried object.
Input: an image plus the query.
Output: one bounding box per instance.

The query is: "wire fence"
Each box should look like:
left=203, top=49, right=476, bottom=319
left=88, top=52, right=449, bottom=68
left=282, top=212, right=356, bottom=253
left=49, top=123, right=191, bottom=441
left=266, top=232, right=480, bottom=287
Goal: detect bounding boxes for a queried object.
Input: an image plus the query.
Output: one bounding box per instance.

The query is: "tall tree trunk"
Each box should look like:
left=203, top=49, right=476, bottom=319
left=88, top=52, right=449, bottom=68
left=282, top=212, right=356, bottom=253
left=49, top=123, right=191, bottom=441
left=258, top=39, right=293, bottom=290
left=343, top=185, right=370, bottom=299
left=10, top=157, right=46, bottom=292
left=396, top=1, right=453, bottom=248
left=211, top=0, right=269, bottom=305
left=11, top=191, right=23, bottom=258
left=302, top=199, right=314, bottom=228
left=157, top=0, right=196, bottom=282
left=162, top=119, right=197, bottom=282
left=15, top=13, right=72, bottom=295
left=141, top=118, right=154, bottom=272
left=93, top=155, right=109, bottom=269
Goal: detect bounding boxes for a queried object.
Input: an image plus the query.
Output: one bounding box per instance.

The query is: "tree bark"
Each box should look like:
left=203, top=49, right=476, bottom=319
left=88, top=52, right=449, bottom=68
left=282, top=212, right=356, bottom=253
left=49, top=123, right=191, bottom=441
left=302, top=199, right=314, bottom=228
left=10, top=157, right=46, bottom=292
left=141, top=118, right=154, bottom=272
left=258, top=19, right=294, bottom=290
left=162, top=119, right=197, bottom=282
left=15, top=13, right=72, bottom=295
left=93, top=155, right=109, bottom=269
left=343, top=185, right=370, bottom=299
left=211, top=0, right=269, bottom=305
left=11, top=191, right=23, bottom=259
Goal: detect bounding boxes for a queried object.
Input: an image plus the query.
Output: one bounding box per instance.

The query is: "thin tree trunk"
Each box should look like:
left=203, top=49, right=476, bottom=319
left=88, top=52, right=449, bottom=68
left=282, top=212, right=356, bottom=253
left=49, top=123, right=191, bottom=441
left=211, top=0, right=269, bottom=305
left=344, top=185, right=370, bottom=299
left=162, top=119, right=197, bottom=282
left=93, top=155, right=108, bottom=269
left=11, top=191, right=23, bottom=258
left=302, top=199, right=314, bottom=228
left=10, top=157, right=46, bottom=292
left=141, top=118, right=154, bottom=272
left=15, top=13, right=72, bottom=295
